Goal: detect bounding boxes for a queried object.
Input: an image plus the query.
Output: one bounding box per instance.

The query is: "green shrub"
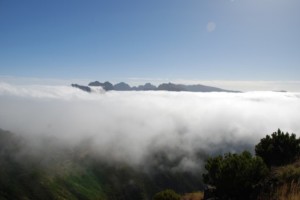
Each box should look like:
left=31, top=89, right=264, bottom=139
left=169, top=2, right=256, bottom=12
left=152, top=189, right=180, bottom=200
left=203, top=151, right=269, bottom=200
left=255, top=129, right=300, bottom=167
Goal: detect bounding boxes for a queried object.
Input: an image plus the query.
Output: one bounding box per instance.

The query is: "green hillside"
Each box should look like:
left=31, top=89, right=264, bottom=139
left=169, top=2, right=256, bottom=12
left=2, top=128, right=299, bottom=200
left=0, top=129, right=203, bottom=200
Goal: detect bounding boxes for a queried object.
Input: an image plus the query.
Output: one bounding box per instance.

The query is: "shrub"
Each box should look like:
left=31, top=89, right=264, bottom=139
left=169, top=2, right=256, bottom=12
left=153, top=189, right=181, bottom=200
left=203, top=151, right=269, bottom=200
left=255, top=129, right=300, bottom=167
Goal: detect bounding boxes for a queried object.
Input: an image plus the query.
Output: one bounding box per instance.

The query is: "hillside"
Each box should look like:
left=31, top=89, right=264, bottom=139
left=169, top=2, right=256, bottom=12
left=1, top=128, right=300, bottom=200
left=0, top=129, right=204, bottom=200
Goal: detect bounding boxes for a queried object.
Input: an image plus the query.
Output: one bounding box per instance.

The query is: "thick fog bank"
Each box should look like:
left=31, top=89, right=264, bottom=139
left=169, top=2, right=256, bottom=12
left=1, top=82, right=300, bottom=170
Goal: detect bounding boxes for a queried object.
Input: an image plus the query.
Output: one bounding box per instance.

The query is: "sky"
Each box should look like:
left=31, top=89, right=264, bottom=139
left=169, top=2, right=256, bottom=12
left=0, top=0, right=300, bottom=89
left=0, top=0, right=300, bottom=169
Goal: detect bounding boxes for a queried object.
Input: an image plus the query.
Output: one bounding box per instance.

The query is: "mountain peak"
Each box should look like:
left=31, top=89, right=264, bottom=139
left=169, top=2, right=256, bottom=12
left=73, top=81, right=240, bottom=93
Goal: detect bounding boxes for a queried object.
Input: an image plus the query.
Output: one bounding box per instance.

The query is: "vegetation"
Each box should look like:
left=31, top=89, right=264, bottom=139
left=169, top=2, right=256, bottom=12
left=255, top=130, right=300, bottom=199
left=202, top=129, right=300, bottom=200
left=203, top=151, right=269, bottom=200
left=0, top=129, right=203, bottom=200
left=274, top=160, right=300, bottom=182
left=1, top=128, right=300, bottom=200
left=267, top=181, right=300, bottom=200
left=153, top=189, right=181, bottom=200
left=255, top=129, right=300, bottom=167
left=181, top=192, right=203, bottom=200
left=258, top=159, right=300, bottom=200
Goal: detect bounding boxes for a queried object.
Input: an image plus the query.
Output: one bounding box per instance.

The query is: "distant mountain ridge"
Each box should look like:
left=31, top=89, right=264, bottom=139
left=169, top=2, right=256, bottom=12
left=71, top=81, right=240, bottom=93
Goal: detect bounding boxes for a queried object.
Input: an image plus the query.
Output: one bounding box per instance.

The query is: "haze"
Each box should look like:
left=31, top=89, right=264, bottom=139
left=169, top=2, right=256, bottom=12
left=1, top=83, right=300, bottom=170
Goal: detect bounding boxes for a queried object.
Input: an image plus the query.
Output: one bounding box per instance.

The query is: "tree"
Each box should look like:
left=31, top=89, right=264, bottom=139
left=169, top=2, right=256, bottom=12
left=152, top=189, right=181, bottom=200
left=203, top=151, right=269, bottom=200
left=255, top=129, right=300, bottom=167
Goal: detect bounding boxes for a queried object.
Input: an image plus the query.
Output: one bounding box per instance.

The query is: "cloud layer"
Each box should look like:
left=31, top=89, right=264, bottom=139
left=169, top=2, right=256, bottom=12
left=1, top=82, right=300, bottom=170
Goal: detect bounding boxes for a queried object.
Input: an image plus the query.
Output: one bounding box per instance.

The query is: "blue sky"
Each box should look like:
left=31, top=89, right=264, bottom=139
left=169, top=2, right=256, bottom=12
left=0, top=0, right=299, bottom=82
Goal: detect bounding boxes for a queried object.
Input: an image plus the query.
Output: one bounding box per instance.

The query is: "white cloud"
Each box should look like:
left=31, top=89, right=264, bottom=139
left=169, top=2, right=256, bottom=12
left=0, top=83, right=300, bottom=169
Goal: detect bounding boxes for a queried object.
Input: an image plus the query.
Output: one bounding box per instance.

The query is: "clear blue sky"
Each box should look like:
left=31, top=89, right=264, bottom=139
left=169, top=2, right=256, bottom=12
left=0, top=0, right=299, bottom=81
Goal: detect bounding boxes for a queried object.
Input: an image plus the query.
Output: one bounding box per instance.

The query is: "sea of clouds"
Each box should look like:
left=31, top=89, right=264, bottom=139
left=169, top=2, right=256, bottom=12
left=1, top=82, right=300, bottom=170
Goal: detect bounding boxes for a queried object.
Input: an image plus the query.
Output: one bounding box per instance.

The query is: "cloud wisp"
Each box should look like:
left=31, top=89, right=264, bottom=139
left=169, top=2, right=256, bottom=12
left=0, top=82, right=300, bottom=170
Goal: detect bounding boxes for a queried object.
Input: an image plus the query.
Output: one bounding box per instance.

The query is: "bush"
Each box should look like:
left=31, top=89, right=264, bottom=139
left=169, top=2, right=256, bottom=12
left=203, top=151, right=269, bottom=200
left=152, top=189, right=181, bottom=200
left=255, top=129, right=300, bottom=167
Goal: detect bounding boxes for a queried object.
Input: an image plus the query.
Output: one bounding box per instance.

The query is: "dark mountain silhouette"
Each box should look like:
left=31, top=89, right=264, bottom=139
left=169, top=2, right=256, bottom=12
left=141, top=83, right=157, bottom=90
left=71, top=84, right=91, bottom=92
left=114, top=82, right=131, bottom=91
left=157, top=83, right=237, bottom=92
left=157, top=83, right=185, bottom=91
left=132, top=83, right=157, bottom=91
left=88, top=81, right=102, bottom=86
left=184, top=84, right=224, bottom=92
left=88, top=81, right=114, bottom=90
left=73, top=81, right=240, bottom=93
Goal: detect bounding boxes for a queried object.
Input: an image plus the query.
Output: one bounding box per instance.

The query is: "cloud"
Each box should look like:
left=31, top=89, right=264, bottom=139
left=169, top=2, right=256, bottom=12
left=0, top=82, right=300, bottom=170
left=207, top=21, right=216, bottom=32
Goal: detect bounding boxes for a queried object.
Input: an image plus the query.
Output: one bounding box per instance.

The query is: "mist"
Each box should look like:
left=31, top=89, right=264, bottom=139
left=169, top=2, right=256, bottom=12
left=1, top=82, right=300, bottom=171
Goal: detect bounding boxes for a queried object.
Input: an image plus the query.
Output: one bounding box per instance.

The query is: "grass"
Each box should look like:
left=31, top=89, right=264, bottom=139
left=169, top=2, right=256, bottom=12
left=272, top=159, right=300, bottom=199
left=258, top=159, right=300, bottom=200
left=46, top=168, right=106, bottom=200
left=274, top=160, right=300, bottom=182
left=181, top=192, right=204, bottom=200
left=271, top=181, right=300, bottom=200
